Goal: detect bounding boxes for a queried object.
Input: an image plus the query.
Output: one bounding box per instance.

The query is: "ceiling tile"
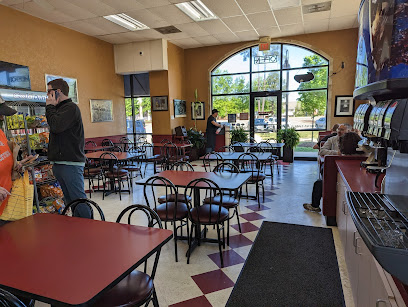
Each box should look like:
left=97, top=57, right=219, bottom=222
left=274, top=6, right=302, bottom=26
left=48, top=0, right=97, bottom=21
left=147, top=4, right=193, bottom=25
left=302, top=10, right=331, bottom=22
left=212, top=32, right=241, bottom=43
left=304, top=19, right=329, bottom=33
left=170, top=38, right=202, bottom=48
left=301, top=0, right=325, bottom=5
left=328, top=15, right=357, bottom=31
left=67, top=0, right=117, bottom=16
left=168, top=0, right=190, bottom=3
left=268, top=0, right=300, bottom=10
left=119, top=31, right=153, bottom=41
left=59, top=20, right=108, bottom=36
left=175, top=22, right=210, bottom=37
left=97, top=33, right=134, bottom=44
left=235, top=30, right=259, bottom=41
left=279, top=23, right=305, bottom=36
left=198, top=19, right=232, bottom=35
left=85, top=17, right=132, bottom=34
left=163, top=31, right=190, bottom=39
left=330, top=0, right=360, bottom=18
left=222, top=16, right=253, bottom=32
left=1, top=0, right=25, bottom=5
left=200, top=0, right=243, bottom=18
left=99, top=0, right=144, bottom=12
left=11, top=2, right=77, bottom=23
left=247, top=11, right=277, bottom=29
left=256, top=26, right=280, bottom=37
left=136, top=29, right=166, bottom=39
left=126, top=9, right=170, bottom=28
left=193, top=35, right=221, bottom=45
left=137, top=0, right=172, bottom=9
left=235, top=0, right=271, bottom=15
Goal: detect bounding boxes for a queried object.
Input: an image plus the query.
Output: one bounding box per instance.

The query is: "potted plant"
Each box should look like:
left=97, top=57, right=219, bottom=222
left=277, top=127, right=300, bottom=163
left=230, top=127, right=248, bottom=143
left=187, top=128, right=206, bottom=161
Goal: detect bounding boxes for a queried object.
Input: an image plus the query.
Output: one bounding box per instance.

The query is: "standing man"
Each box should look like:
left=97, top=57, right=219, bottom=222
left=206, top=109, right=222, bottom=153
left=46, top=78, right=91, bottom=218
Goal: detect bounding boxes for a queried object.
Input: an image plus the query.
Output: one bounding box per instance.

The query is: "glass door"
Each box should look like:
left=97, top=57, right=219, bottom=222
left=251, top=93, right=280, bottom=142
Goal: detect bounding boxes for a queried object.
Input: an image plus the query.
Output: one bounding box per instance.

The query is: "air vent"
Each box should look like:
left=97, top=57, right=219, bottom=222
left=303, top=1, right=331, bottom=14
left=154, top=26, right=182, bottom=35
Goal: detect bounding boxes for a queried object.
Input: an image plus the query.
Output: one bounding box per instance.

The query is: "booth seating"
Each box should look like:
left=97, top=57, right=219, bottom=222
left=322, top=155, right=366, bottom=226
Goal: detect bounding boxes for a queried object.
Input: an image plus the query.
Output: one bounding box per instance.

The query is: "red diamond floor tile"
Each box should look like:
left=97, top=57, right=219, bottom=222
left=169, top=295, right=212, bottom=307
left=227, top=234, right=254, bottom=248
left=231, top=222, right=259, bottom=233
left=191, top=270, right=235, bottom=294
left=239, top=212, right=266, bottom=221
left=245, top=204, right=271, bottom=211
left=208, top=249, right=246, bottom=268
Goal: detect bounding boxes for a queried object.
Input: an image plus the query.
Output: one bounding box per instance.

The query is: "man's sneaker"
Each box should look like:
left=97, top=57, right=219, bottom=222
left=303, top=203, right=321, bottom=212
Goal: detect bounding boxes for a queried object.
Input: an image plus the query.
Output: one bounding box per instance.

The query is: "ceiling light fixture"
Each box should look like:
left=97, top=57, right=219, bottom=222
left=103, top=14, right=149, bottom=31
left=175, top=0, right=217, bottom=21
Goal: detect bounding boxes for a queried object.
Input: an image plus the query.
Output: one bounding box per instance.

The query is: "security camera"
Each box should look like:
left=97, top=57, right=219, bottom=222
left=139, top=51, right=143, bottom=55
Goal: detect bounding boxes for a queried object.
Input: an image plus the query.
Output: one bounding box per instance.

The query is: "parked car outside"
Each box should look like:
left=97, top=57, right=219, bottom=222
left=254, top=118, right=268, bottom=131
left=315, top=117, right=326, bottom=129
left=267, top=117, right=288, bottom=131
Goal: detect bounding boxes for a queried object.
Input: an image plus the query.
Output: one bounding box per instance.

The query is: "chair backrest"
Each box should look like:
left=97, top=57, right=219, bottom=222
left=202, top=152, right=224, bottom=172
left=238, top=153, right=261, bottom=177
left=141, top=142, right=154, bottom=157
left=85, top=140, right=97, bottom=147
left=217, top=145, right=232, bottom=152
left=231, top=141, right=245, bottom=152
left=249, top=137, right=257, bottom=143
left=109, top=145, right=123, bottom=152
left=61, top=198, right=105, bottom=221
left=99, top=152, right=120, bottom=173
left=0, top=289, right=27, bottom=307
left=163, top=142, right=179, bottom=163
left=101, top=139, right=114, bottom=147
left=143, top=176, right=179, bottom=219
left=171, top=161, right=194, bottom=171
left=160, top=138, right=171, bottom=144
left=213, top=162, right=240, bottom=173
left=184, top=178, right=224, bottom=224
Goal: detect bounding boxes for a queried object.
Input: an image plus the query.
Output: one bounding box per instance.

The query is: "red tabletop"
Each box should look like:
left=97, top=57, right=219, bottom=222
left=0, top=214, right=172, bottom=306
left=336, top=160, right=384, bottom=193
left=85, top=151, right=143, bottom=160
left=84, top=146, right=113, bottom=152
left=201, top=152, right=272, bottom=161
left=152, top=143, right=192, bottom=148
left=232, top=142, right=284, bottom=148
left=136, top=170, right=251, bottom=190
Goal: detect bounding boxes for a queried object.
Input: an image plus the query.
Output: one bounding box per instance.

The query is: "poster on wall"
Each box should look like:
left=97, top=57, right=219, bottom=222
left=174, top=99, right=186, bottom=118
left=45, top=74, right=78, bottom=104
left=334, top=95, right=355, bottom=117
left=191, top=101, right=205, bottom=120
left=90, top=99, right=113, bottom=122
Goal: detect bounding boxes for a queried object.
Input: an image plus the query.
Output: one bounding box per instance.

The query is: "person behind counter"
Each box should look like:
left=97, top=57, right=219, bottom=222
left=303, top=132, right=364, bottom=212
left=206, top=109, right=223, bottom=153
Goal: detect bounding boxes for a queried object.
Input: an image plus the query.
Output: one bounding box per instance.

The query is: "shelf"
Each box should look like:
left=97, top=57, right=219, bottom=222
left=7, top=126, right=49, bottom=130
left=36, top=177, right=57, bottom=186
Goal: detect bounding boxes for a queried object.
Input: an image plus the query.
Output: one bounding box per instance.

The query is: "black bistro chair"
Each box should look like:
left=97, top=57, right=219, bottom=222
left=100, top=152, right=130, bottom=201
left=0, top=288, right=29, bottom=307
left=170, top=161, right=195, bottom=172
left=238, top=153, right=265, bottom=207
left=202, top=152, right=223, bottom=172
left=140, top=142, right=164, bottom=175
left=144, top=176, right=189, bottom=262
left=92, top=205, right=164, bottom=307
left=101, top=138, right=114, bottom=148
left=184, top=178, right=228, bottom=267
left=83, top=158, right=103, bottom=198
left=61, top=198, right=105, bottom=220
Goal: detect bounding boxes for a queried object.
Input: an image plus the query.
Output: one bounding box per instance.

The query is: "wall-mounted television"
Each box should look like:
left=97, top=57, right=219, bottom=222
left=354, top=0, right=408, bottom=100
left=0, top=61, right=31, bottom=90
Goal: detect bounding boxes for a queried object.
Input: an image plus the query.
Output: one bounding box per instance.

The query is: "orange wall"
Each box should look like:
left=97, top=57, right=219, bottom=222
left=184, top=28, right=360, bottom=132
left=0, top=5, right=125, bottom=138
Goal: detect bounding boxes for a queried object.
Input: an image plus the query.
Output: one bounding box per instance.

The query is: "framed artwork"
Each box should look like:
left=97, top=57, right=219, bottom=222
left=174, top=99, right=187, bottom=118
left=45, top=74, right=78, bottom=104
left=191, top=101, right=205, bottom=120
left=334, top=95, right=355, bottom=117
left=152, top=96, right=168, bottom=111
left=90, top=99, right=113, bottom=123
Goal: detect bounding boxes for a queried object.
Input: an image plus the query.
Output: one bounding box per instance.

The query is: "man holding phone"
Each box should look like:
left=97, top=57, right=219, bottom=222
left=46, top=78, right=91, bottom=218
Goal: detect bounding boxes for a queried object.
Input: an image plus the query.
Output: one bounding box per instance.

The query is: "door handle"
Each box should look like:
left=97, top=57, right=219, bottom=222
left=355, top=237, right=362, bottom=255
left=353, top=231, right=357, bottom=247
left=376, top=299, right=387, bottom=307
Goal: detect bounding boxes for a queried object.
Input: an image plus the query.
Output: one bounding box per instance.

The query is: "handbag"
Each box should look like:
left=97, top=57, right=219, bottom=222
left=0, top=171, right=34, bottom=221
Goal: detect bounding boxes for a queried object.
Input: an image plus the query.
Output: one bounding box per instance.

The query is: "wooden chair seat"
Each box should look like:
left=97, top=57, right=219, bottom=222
left=190, top=205, right=229, bottom=224
left=158, top=194, right=192, bottom=204
left=248, top=173, right=266, bottom=182
left=84, top=168, right=102, bottom=176
left=105, top=170, right=129, bottom=178
left=92, top=270, right=153, bottom=307
left=155, top=202, right=188, bottom=220
left=203, top=195, right=238, bottom=208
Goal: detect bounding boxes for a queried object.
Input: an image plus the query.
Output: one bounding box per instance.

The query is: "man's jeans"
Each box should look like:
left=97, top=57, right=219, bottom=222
left=53, top=164, right=92, bottom=218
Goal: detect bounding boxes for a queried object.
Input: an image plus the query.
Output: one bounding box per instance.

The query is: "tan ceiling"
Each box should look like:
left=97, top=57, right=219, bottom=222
left=0, top=0, right=360, bottom=49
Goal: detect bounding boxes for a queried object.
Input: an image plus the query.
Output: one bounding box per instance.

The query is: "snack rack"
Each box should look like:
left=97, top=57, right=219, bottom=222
left=4, top=100, right=63, bottom=213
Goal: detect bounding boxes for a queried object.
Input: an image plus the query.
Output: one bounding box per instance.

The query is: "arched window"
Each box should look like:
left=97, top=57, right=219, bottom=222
left=211, top=44, right=329, bottom=151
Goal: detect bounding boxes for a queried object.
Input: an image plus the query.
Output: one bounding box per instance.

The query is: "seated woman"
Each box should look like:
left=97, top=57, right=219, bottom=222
left=303, top=132, right=364, bottom=212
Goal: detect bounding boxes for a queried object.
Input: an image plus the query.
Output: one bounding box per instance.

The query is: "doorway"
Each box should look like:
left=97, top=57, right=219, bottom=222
left=251, top=92, right=281, bottom=141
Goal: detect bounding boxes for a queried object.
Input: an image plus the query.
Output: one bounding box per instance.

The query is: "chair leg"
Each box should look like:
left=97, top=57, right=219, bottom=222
left=256, top=183, right=260, bottom=207
left=151, top=288, right=159, bottom=307
left=262, top=182, right=265, bottom=202
left=187, top=223, right=194, bottom=264
left=227, top=213, right=230, bottom=246
left=118, top=177, right=122, bottom=201
left=216, top=224, right=224, bottom=268
left=173, top=220, right=178, bottom=262
left=235, top=207, right=242, bottom=233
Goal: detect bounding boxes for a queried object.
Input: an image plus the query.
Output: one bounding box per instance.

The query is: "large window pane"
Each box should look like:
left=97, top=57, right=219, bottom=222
left=282, top=45, right=328, bottom=69
left=252, top=71, right=280, bottom=92
left=282, top=90, right=327, bottom=130
left=252, top=44, right=281, bottom=72
left=125, top=98, right=133, bottom=134
left=212, top=49, right=250, bottom=75
left=212, top=74, right=250, bottom=95
left=212, top=95, right=250, bottom=130
left=282, top=67, right=328, bottom=91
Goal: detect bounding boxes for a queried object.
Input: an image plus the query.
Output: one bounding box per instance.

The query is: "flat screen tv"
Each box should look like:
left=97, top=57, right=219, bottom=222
left=0, top=61, right=31, bottom=90
left=354, top=0, right=408, bottom=99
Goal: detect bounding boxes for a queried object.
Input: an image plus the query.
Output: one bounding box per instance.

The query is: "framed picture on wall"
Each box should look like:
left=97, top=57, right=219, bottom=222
left=334, top=95, right=355, bottom=117
left=45, top=74, right=78, bottom=104
left=174, top=99, right=187, bottom=117
left=191, top=101, right=205, bottom=120
left=152, top=96, right=168, bottom=111
left=90, top=99, right=113, bottom=122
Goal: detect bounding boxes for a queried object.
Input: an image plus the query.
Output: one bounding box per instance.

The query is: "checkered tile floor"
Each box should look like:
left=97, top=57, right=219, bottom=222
left=34, top=160, right=352, bottom=307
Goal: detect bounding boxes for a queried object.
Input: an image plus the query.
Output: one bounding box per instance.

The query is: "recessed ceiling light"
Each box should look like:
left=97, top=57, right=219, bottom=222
left=103, top=14, right=149, bottom=31
left=303, top=1, right=332, bottom=14
left=175, top=0, right=217, bottom=21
